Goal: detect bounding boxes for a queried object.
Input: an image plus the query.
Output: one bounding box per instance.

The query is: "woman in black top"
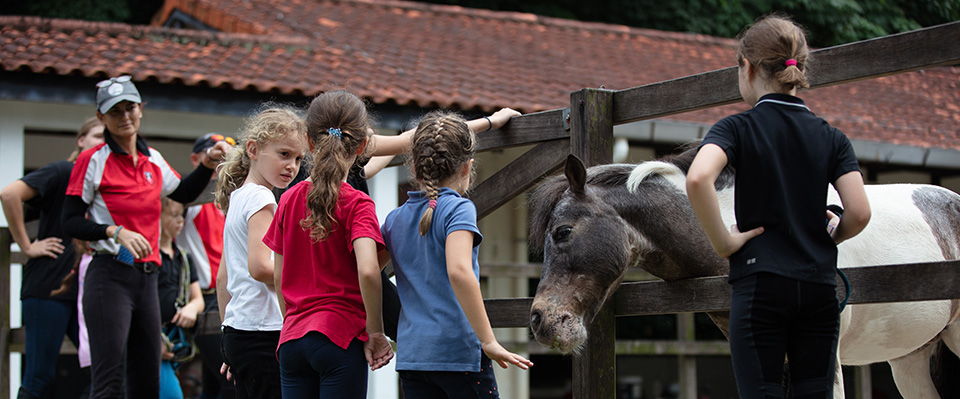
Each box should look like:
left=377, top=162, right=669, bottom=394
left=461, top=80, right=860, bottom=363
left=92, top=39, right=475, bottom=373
left=0, top=116, right=104, bottom=399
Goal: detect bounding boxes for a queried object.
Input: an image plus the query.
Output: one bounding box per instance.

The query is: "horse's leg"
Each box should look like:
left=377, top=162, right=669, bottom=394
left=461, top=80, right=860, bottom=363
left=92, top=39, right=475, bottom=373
left=888, top=342, right=940, bottom=399
left=832, top=354, right=845, bottom=399
left=943, top=319, right=960, bottom=356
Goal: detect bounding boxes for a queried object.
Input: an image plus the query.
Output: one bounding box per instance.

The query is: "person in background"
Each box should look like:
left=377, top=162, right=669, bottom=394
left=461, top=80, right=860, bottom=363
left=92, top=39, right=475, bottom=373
left=158, top=197, right=204, bottom=399
left=0, top=116, right=103, bottom=399
left=178, top=132, right=236, bottom=399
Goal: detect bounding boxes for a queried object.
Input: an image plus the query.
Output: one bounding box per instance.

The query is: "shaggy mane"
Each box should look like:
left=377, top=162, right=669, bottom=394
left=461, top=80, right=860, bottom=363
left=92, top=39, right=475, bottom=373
left=528, top=145, right=734, bottom=254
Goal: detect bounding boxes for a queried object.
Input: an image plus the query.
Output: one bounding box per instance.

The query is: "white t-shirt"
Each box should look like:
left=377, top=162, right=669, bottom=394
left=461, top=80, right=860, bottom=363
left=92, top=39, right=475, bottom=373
left=221, top=183, right=283, bottom=331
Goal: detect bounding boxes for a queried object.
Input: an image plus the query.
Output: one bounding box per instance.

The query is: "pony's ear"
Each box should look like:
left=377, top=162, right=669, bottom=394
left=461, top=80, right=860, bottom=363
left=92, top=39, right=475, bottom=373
left=565, top=154, right=586, bottom=195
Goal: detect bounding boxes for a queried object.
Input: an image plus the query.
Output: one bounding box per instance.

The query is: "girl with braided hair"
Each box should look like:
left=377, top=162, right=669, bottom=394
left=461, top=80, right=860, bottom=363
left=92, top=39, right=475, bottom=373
left=382, top=110, right=533, bottom=398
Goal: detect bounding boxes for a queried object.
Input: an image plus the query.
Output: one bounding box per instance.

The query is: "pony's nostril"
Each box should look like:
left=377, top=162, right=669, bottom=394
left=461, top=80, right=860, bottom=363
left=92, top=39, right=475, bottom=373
left=530, top=309, right=543, bottom=332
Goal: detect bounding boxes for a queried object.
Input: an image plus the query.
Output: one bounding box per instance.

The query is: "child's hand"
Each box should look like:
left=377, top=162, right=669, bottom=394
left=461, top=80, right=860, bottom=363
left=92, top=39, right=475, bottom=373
left=171, top=306, right=199, bottom=328
left=364, top=331, right=394, bottom=371
left=826, top=209, right=840, bottom=237
left=488, top=108, right=521, bottom=130
left=481, top=341, right=533, bottom=370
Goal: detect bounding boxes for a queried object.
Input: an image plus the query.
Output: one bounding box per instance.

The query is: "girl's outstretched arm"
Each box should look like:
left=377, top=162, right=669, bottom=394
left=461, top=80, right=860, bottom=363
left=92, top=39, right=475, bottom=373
left=246, top=204, right=276, bottom=286
left=466, top=108, right=520, bottom=133
left=354, top=237, right=393, bottom=370
left=364, top=108, right=521, bottom=177
left=446, top=230, right=533, bottom=370
left=687, top=144, right=764, bottom=258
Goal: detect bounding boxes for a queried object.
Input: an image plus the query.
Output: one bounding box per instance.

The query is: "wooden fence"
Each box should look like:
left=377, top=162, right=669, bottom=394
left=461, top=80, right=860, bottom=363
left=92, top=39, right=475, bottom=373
left=1, top=20, right=960, bottom=399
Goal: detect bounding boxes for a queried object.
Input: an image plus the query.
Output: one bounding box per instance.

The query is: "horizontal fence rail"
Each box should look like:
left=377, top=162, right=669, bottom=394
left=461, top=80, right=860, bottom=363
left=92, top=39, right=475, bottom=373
left=485, top=260, right=960, bottom=328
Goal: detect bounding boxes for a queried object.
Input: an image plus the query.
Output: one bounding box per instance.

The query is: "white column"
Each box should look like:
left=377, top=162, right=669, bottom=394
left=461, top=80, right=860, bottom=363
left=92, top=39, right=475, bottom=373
left=366, top=166, right=400, bottom=398
left=0, top=119, right=25, bottom=227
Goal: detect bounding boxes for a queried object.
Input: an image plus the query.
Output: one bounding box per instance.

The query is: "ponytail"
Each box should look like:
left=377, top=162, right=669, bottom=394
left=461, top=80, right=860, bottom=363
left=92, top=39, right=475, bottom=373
left=214, top=145, right=249, bottom=213
left=737, top=14, right=811, bottom=91
left=300, top=131, right=355, bottom=241
left=302, top=90, right=372, bottom=241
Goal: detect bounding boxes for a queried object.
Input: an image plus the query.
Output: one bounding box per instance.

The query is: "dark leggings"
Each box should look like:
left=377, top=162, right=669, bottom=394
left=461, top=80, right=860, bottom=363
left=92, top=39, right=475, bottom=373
left=83, top=255, right=161, bottom=399
left=221, top=327, right=281, bottom=399
left=400, top=353, right=500, bottom=399
left=278, top=332, right=368, bottom=399
left=729, top=272, right=840, bottom=399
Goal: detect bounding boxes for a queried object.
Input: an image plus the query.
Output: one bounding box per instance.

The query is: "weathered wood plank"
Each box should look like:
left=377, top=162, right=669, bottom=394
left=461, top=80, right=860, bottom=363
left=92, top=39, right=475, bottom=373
left=476, top=108, right=569, bottom=152
left=615, top=260, right=960, bottom=316
left=573, top=303, right=617, bottom=399
left=485, top=297, right=533, bottom=328
left=1, top=228, right=11, bottom=398
left=613, top=21, right=960, bottom=124
left=385, top=108, right=569, bottom=167
left=468, top=138, right=570, bottom=219
left=570, top=88, right=615, bottom=167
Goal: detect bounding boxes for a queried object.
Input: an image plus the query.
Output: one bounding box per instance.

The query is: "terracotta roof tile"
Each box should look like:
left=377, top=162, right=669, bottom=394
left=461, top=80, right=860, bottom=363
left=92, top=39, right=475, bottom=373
left=2, top=1, right=959, bottom=152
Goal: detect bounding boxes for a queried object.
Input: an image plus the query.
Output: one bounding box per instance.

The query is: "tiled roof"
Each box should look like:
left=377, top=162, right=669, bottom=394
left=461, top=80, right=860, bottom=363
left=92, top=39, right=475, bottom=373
left=2, top=0, right=959, bottom=152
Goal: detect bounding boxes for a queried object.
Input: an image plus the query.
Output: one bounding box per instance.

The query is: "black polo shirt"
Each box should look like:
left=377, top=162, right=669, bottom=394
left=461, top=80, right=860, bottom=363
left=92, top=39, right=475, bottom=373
left=701, top=93, right=861, bottom=285
left=158, top=244, right=199, bottom=323
left=20, top=160, right=78, bottom=301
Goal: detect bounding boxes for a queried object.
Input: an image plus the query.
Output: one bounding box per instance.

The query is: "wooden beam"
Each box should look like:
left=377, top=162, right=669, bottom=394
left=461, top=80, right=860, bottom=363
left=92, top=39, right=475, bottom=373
left=1, top=228, right=11, bottom=399
left=613, top=21, right=960, bottom=125
left=614, top=260, right=960, bottom=316
left=386, top=108, right=569, bottom=168
left=569, top=88, right=615, bottom=166
left=573, top=303, right=617, bottom=399
left=476, top=108, right=569, bottom=152
left=485, top=298, right=533, bottom=328
left=468, top=138, right=570, bottom=219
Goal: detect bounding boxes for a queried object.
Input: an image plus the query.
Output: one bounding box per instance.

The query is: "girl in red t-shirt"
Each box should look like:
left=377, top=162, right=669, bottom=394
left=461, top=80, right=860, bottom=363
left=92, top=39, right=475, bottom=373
left=263, top=90, right=393, bottom=398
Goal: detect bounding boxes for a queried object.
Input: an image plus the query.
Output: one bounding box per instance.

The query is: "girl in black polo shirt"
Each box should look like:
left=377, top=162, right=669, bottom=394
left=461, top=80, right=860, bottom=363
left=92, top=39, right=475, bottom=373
left=686, top=16, right=871, bottom=398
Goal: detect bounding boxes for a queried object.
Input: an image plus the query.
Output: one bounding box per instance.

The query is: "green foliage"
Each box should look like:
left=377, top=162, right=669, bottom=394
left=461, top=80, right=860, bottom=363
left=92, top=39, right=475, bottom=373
left=424, top=0, right=959, bottom=47
left=0, top=0, right=163, bottom=24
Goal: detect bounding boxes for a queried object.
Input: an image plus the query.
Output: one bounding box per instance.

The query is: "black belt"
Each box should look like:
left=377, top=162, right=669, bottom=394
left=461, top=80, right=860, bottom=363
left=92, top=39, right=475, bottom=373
left=93, top=253, right=158, bottom=274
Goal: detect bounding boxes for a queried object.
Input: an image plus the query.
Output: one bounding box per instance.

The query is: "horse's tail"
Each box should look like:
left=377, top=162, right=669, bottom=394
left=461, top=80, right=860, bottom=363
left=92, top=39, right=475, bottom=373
left=931, top=339, right=960, bottom=397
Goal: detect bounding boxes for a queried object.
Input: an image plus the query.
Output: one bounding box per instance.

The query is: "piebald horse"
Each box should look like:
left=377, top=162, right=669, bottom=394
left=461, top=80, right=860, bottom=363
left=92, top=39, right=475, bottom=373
left=528, top=150, right=960, bottom=397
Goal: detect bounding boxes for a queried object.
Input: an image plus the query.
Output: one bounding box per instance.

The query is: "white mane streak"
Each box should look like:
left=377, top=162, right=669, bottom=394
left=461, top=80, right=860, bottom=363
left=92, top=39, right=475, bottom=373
left=626, top=161, right=687, bottom=195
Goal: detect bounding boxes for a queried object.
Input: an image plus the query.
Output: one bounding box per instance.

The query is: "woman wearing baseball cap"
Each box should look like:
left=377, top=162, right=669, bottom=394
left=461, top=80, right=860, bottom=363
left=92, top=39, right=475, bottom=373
left=62, top=76, right=232, bottom=399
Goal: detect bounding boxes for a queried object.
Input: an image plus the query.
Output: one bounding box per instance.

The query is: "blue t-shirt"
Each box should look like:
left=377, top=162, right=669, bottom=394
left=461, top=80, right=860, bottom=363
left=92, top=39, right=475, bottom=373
left=382, top=187, right=484, bottom=372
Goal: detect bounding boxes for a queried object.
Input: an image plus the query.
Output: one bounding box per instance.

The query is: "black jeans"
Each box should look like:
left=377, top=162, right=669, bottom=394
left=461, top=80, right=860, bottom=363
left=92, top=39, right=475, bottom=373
left=195, top=293, right=235, bottom=399
left=729, top=272, right=840, bottom=399
left=400, top=353, right=500, bottom=399
left=84, top=255, right=161, bottom=399
left=278, top=332, right=368, bottom=399
left=221, top=326, right=281, bottom=399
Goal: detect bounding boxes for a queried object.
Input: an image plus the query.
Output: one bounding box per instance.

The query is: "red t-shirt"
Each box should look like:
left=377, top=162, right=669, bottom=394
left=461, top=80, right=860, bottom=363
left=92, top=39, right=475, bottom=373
left=263, top=181, right=384, bottom=350
left=67, top=141, right=181, bottom=266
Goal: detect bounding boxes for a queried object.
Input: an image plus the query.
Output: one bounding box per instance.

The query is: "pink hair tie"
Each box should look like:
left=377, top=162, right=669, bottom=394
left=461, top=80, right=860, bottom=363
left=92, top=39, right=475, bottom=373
left=784, top=59, right=798, bottom=67
left=428, top=199, right=437, bottom=209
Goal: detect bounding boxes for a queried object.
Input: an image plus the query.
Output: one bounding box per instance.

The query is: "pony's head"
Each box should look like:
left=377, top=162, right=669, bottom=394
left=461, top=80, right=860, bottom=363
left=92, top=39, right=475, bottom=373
left=528, top=155, right=646, bottom=353
left=528, top=150, right=731, bottom=354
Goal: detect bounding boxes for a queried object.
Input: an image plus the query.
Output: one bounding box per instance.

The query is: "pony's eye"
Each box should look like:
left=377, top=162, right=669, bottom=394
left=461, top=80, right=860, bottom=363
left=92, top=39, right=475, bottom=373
left=553, top=225, right=573, bottom=242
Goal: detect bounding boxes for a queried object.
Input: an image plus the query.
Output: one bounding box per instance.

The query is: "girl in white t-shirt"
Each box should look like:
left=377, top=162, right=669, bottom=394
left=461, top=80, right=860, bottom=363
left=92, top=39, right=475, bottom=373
left=213, top=106, right=308, bottom=399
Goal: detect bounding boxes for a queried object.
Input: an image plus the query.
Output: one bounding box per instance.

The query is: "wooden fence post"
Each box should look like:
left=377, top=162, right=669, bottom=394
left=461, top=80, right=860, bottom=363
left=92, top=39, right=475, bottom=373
left=1, top=228, right=11, bottom=399
left=569, top=87, right=615, bottom=398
